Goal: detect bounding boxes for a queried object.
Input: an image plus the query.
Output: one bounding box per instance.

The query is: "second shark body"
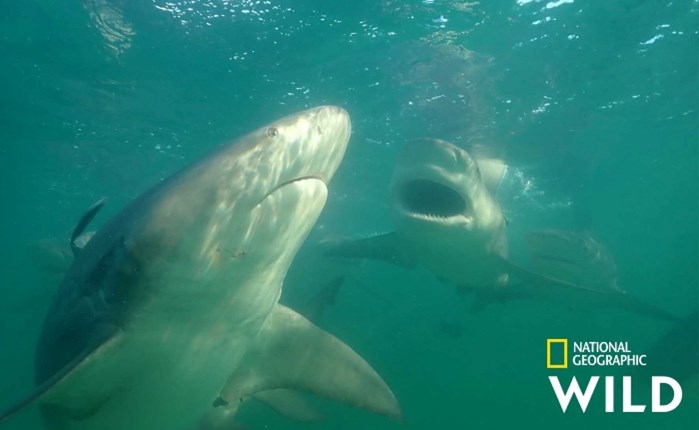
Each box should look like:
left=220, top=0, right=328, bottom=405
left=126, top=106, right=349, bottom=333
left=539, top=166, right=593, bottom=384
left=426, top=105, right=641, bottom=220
left=324, top=138, right=678, bottom=321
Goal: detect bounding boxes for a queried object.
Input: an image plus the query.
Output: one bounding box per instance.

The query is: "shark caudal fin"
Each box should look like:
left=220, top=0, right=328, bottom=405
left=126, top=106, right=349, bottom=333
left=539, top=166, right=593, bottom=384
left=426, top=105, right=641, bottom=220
left=215, top=304, right=402, bottom=420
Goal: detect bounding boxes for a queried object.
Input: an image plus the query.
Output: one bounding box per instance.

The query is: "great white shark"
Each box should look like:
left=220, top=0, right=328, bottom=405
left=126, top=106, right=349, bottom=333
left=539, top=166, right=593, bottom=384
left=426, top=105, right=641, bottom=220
left=324, top=138, right=679, bottom=321
left=0, top=106, right=401, bottom=429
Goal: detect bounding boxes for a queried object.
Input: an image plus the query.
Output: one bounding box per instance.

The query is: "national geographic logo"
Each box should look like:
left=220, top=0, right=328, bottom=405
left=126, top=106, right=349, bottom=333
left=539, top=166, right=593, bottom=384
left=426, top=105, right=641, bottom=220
left=546, top=339, right=568, bottom=369
left=545, top=338, right=683, bottom=413
left=546, top=339, right=647, bottom=368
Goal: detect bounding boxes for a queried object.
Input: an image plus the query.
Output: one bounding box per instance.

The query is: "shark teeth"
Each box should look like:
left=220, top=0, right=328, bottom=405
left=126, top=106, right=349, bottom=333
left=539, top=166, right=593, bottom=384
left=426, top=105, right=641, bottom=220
left=419, top=213, right=450, bottom=219
left=406, top=211, right=462, bottom=221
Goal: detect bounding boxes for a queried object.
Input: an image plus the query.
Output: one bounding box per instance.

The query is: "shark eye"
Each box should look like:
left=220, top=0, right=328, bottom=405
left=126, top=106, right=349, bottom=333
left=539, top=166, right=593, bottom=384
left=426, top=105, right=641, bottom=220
left=266, top=127, right=279, bottom=137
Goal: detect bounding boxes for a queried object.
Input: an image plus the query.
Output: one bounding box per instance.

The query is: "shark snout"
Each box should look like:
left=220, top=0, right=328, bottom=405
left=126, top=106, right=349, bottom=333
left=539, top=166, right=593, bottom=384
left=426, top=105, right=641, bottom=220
left=281, top=106, right=351, bottom=189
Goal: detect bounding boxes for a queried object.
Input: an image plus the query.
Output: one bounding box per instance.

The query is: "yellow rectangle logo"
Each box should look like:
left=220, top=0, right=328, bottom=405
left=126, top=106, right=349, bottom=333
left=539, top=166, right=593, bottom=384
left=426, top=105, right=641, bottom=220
left=547, top=338, right=568, bottom=369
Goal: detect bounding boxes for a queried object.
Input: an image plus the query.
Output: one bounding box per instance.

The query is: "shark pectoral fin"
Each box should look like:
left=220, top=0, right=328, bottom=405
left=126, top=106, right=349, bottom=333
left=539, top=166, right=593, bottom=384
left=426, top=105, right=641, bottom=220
left=476, top=159, right=507, bottom=195
left=497, top=256, right=604, bottom=295
left=321, top=232, right=417, bottom=269
left=253, top=389, right=322, bottom=422
left=0, top=327, right=120, bottom=424
left=0, top=384, right=47, bottom=424
left=524, top=229, right=619, bottom=291
left=219, top=304, right=402, bottom=420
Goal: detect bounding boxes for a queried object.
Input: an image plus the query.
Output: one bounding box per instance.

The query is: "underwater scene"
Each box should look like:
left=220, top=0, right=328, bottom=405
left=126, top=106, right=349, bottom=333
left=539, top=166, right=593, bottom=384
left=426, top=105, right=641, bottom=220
left=0, top=1, right=697, bottom=429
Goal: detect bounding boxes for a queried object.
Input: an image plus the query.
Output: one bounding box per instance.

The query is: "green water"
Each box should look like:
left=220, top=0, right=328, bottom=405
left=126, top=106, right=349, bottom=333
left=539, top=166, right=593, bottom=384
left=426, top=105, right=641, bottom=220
left=0, top=0, right=697, bottom=429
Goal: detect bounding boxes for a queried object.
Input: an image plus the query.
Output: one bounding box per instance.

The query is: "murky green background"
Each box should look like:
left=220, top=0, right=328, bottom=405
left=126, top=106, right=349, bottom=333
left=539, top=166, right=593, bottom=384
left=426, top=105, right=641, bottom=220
left=1, top=1, right=697, bottom=429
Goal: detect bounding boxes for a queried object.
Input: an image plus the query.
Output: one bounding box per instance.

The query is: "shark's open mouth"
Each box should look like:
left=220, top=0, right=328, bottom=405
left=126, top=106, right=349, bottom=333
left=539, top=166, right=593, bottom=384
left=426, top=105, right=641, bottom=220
left=398, top=179, right=467, bottom=218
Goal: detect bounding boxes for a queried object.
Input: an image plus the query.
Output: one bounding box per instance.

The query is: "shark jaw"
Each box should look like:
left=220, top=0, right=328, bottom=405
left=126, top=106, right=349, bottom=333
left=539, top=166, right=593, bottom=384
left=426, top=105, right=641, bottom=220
left=390, top=138, right=502, bottom=231
left=386, top=138, right=508, bottom=289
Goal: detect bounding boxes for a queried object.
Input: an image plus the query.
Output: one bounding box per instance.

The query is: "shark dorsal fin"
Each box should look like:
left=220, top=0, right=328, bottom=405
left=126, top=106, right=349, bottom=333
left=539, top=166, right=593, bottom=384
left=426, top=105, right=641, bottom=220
left=476, top=159, right=507, bottom=195
left=70, top=198, right=106, bottom=256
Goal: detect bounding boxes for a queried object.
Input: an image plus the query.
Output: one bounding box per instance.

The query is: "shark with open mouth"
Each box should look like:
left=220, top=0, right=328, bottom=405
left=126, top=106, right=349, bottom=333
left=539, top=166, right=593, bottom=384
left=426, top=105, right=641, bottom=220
left=324, top=138, right=679, bottom=321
